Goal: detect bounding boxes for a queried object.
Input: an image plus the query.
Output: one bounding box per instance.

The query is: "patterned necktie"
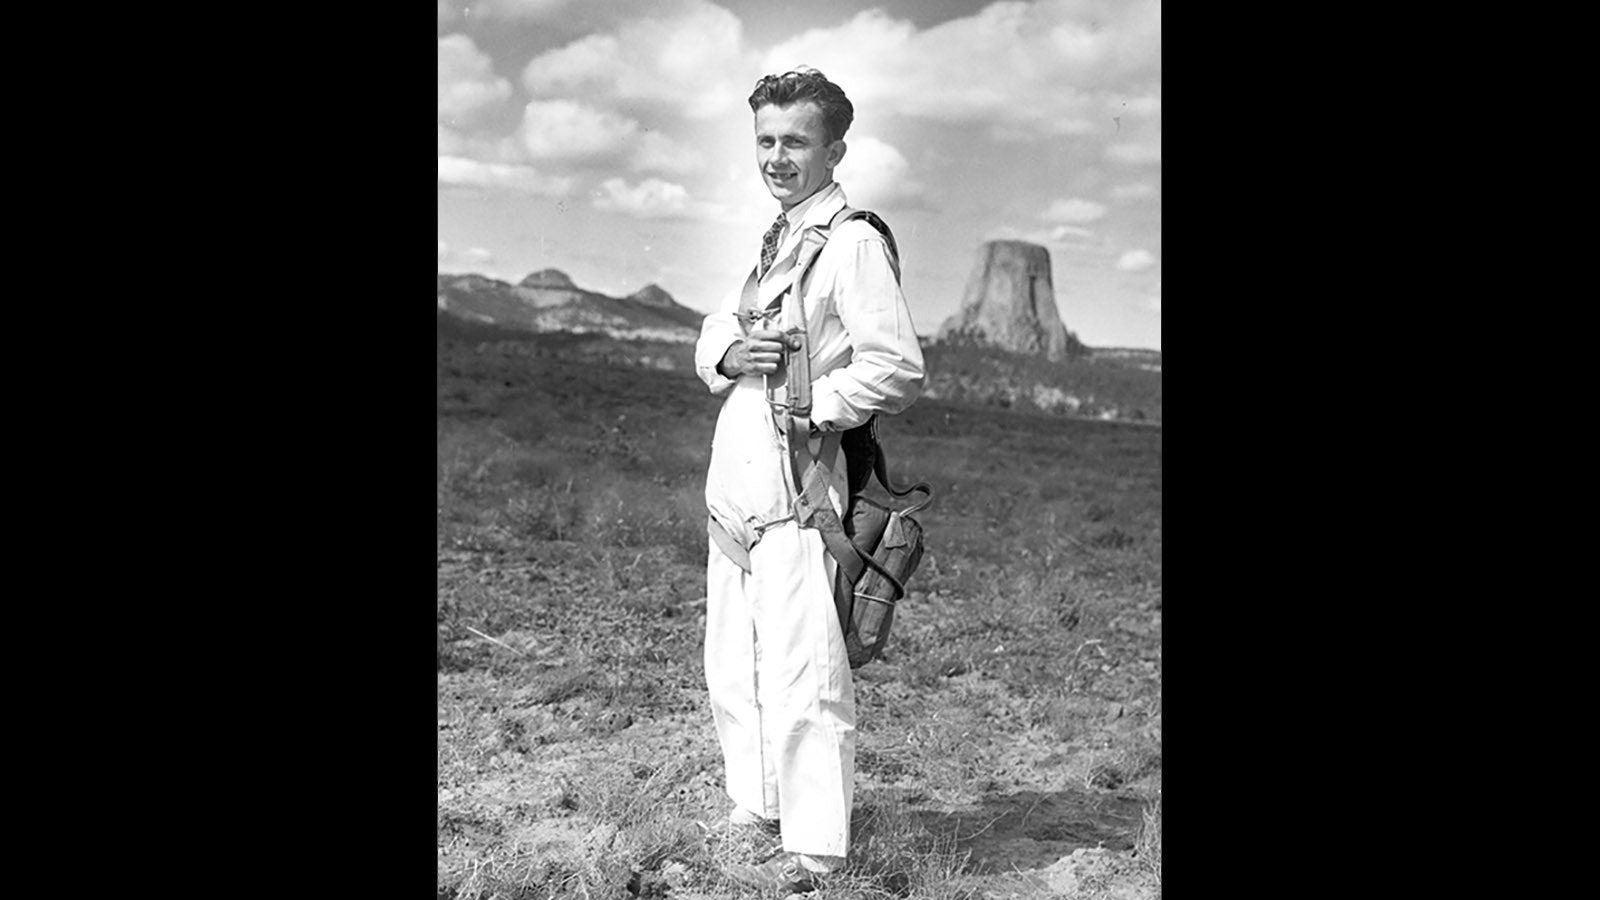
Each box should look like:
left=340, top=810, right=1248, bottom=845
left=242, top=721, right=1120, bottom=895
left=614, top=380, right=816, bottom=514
left=758, top=212, right=786, bottom=279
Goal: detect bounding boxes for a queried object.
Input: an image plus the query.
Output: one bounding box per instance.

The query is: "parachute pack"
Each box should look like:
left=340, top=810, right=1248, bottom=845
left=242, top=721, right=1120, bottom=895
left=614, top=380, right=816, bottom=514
left=830, top=416, right=931, bottom=667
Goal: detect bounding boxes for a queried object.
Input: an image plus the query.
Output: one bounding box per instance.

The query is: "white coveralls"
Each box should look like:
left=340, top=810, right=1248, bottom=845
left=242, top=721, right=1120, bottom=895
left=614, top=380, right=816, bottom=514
left=694, top=183, right=925, bottom=860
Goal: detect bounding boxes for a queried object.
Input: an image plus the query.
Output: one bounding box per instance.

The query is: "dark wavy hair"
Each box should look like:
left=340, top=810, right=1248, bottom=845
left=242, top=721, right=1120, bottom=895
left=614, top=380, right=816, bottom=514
left=747, top=67, right=854, bottom=143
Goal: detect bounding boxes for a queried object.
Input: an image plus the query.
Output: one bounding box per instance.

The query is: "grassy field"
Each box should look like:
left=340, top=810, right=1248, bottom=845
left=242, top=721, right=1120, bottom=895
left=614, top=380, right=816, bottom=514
left=919, top=340, right=1162, bottom=424
left=437, top=324, right=1162, bottom=899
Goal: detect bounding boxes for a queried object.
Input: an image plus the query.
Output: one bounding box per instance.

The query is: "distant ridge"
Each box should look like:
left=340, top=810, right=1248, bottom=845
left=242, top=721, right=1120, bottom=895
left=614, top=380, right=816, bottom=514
left=437, top=270, right=703, bottom=343
left=1089, top=347, right=1161, bottom=373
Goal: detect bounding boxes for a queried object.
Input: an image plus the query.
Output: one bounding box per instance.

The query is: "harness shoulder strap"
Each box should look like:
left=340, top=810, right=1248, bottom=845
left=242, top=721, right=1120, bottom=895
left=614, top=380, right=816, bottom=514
left=827, top=207, right=900, bottom=282
left=773, top=206, right=901, bottom=317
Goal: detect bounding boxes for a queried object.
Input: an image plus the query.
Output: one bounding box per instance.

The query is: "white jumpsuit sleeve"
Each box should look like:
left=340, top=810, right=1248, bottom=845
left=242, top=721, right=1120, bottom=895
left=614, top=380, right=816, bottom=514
left=808, top=225, right=925, bottom=431
left=695, top=283, right=747, bottom=396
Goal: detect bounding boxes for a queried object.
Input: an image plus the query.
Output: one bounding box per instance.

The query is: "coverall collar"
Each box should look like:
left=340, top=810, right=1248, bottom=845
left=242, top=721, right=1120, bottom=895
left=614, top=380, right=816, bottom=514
left=759, top=182, right=848, bottom=287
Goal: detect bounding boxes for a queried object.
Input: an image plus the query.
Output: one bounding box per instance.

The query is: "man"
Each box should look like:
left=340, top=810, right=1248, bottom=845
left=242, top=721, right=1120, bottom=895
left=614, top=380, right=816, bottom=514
left=694, top=68, right=925, bottom=893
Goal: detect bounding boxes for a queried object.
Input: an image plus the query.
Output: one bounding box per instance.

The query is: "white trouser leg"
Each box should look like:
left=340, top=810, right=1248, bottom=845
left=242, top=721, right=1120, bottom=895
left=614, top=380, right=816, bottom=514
left=706, top=542, right=779, bottom=819
left=704, top=521, right=855, bottom=858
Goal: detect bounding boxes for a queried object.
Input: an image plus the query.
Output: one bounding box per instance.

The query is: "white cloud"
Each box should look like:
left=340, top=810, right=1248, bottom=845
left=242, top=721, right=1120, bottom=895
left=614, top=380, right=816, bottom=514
left=438, top=34, right=513, bottom=125
left=1116, top=249, right=1157, bottom=272
left=517, top=99, right=640, bottom=161
left=630, top=130, right=699, bottom=176
left=438, top=155, right=574, bottom=195
left=1043, top=198, right=1108, bottom=225
left=439, top=123, right=527, bottom=164
left=438, top=242, right=494, bottom=270
left=512, top=100, right=699, bottom=174
left=1106, top=142, right=1161, bottom=166
left=1049, top=224, right=1096, bottom=241
left=474, top=0, right=608, bottom=23
left=592, top=177, right=695, bottom=219
left=524, top=32, right=618, bottom=92
left=835, top=136, right=928, bottom=210
left=986, top=223, right=1100, bottom=249
left=521, top=0, right=754, bottom=119
left=1110, top=182, right=1156, bottom=200
left=762, top=0, right=1160, bottom=139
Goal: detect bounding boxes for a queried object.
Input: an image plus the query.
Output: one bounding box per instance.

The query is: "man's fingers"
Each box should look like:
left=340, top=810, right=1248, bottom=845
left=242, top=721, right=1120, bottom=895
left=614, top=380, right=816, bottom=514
left=729, top=334, right=785, bottom=375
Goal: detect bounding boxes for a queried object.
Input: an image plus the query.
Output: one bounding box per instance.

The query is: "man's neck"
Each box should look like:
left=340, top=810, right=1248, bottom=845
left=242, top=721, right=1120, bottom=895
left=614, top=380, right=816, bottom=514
left=780, top=180, right=837, bottom=219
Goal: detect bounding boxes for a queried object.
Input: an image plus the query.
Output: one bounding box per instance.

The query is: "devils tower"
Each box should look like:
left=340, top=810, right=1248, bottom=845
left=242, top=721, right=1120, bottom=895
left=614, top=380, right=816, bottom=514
left=935, top=240, right=1086, bottom=361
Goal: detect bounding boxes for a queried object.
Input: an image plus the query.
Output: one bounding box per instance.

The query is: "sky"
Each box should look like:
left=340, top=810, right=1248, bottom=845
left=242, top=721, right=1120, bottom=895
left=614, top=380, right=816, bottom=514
left=438, top=0, right=1161, bottom=350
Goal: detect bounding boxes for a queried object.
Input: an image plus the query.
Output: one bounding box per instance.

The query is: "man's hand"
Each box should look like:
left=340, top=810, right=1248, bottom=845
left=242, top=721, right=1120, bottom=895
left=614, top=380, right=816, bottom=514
left=719, top=328, right=786, bottom=377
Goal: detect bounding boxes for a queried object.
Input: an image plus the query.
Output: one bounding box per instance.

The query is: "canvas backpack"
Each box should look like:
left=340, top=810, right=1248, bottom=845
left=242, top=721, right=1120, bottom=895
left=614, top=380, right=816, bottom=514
left=831, top=415, right=931, bottom=667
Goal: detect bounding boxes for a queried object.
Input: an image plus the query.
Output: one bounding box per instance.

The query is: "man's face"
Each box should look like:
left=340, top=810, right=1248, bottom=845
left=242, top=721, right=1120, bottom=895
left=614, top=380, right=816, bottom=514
left=754, top=101, right=845, bottom=210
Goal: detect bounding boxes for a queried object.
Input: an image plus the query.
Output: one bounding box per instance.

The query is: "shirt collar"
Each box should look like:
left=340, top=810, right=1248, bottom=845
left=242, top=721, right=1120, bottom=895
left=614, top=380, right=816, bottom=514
left=780, top=181, right=847, bottom=235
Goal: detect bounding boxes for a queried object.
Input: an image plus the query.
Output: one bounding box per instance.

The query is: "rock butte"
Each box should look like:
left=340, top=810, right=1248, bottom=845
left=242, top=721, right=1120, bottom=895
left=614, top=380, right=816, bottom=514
left=935, top=240, right=1085, bottom=362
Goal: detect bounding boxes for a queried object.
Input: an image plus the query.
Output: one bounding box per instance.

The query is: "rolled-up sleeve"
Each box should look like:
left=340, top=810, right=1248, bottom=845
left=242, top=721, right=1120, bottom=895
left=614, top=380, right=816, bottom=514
left=808, top=225, right=925, bottom=431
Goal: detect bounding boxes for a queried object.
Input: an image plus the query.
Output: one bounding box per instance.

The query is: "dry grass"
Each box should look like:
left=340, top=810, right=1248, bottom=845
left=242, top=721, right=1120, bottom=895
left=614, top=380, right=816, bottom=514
left=817, top=791, right=978, bottom=899
left=437, top=330, right=1162, bottom=899
left=1135, top=796, right=1161, bottom=889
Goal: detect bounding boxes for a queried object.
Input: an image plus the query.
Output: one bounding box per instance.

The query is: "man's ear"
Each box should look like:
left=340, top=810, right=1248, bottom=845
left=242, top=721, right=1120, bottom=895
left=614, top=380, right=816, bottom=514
left=827, top=140, right=847, bottom=170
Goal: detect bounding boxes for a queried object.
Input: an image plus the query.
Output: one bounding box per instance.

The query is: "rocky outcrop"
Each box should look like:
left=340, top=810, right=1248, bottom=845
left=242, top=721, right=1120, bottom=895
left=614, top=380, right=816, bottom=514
left=627, top=284, right=676, bottom=308
left=514, top=269, right=590, bottom=309
left=935, top=241, right=1086, bottom=362
left=518, top=269, right=576, bottom=289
